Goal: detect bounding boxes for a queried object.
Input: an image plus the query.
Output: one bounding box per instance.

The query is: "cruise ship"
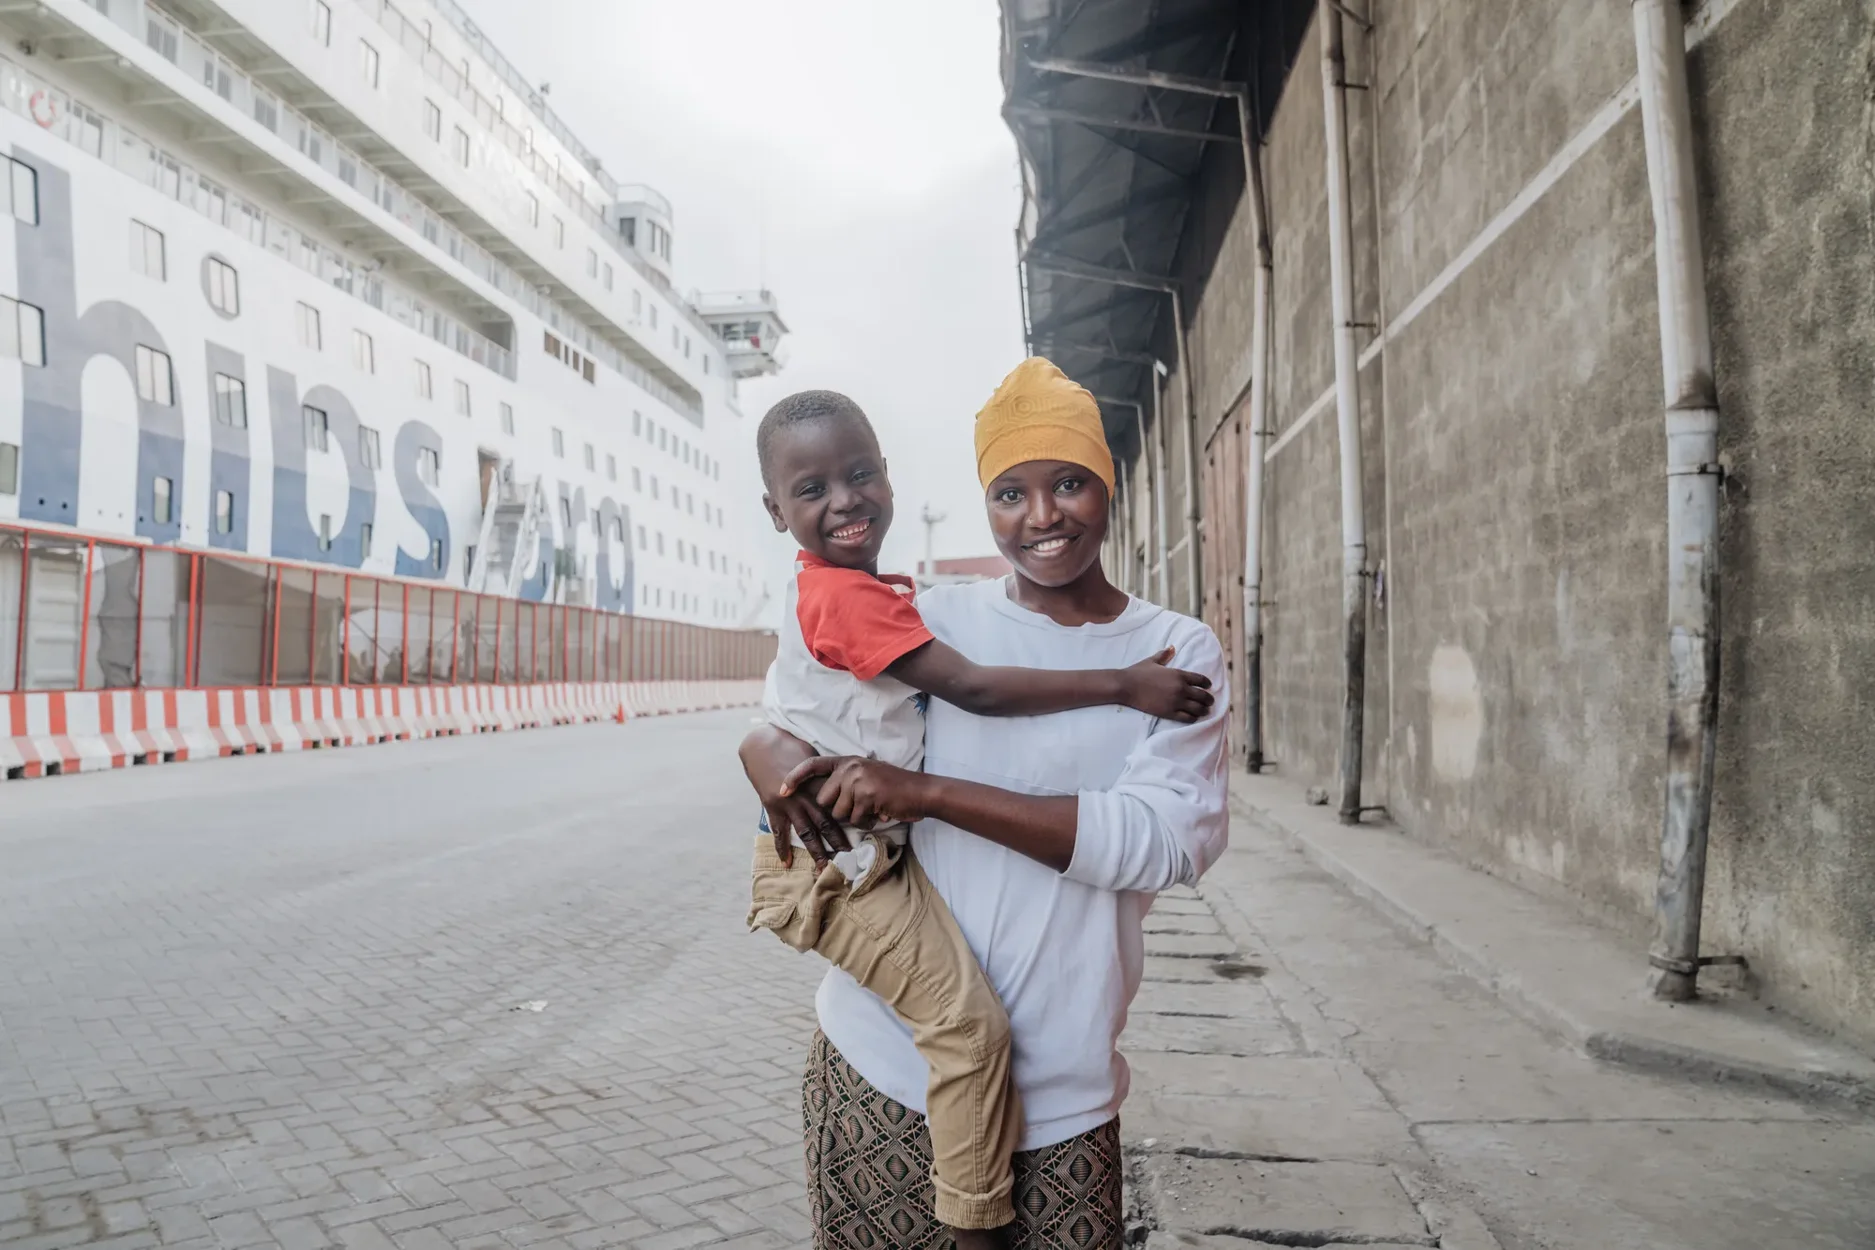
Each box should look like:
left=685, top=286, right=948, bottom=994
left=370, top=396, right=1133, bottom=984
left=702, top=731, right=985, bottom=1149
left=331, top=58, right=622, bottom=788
left=0, top=0, right=784, bottom=694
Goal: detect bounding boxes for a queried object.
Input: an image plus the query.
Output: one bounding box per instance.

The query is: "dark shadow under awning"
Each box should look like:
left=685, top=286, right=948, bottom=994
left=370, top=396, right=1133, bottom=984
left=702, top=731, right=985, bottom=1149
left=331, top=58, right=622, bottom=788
left=1000, top=0, right=1314, bottom=445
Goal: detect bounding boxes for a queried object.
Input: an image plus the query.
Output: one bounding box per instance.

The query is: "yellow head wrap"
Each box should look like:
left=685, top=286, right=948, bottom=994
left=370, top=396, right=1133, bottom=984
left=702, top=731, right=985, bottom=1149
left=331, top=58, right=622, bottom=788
left=974, top=357, right=1116, bottom=492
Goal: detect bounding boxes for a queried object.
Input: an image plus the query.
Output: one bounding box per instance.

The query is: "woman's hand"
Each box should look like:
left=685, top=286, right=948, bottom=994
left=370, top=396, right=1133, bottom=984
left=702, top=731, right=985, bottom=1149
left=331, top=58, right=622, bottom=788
left=781, top=756, right=934, bottom=830
left=740, top=725, right=851, bottom=869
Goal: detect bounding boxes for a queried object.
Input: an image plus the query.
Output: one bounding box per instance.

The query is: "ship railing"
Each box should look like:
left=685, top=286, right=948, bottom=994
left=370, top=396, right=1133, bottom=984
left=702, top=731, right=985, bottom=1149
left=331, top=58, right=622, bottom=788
left=351, top=0, right=728, bottom=353
left=134, top=5, right=704, bottom=417
left=0, top=45, right=516, bottom=380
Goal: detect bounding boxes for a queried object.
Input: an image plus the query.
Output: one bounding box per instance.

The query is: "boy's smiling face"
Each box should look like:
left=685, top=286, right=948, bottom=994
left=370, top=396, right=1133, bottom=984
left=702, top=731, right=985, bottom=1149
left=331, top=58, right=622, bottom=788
left=762, top=413, right=894, bottom=572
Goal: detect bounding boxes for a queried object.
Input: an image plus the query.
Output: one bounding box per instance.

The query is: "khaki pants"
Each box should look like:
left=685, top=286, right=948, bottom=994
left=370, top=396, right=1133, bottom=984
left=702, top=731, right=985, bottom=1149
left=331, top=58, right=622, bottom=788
left=749, top=833, right=1022, bottom=1229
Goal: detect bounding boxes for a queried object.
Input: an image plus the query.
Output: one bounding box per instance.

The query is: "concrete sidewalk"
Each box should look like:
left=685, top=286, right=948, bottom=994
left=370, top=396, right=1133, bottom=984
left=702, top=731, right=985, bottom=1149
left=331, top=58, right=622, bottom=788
left=1118, top=774, right=1875, bottom=1250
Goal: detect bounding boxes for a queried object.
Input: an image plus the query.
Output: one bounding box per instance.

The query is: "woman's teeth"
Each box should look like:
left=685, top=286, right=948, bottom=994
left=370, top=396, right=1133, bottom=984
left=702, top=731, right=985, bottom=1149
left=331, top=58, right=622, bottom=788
left=1030, top=537, right=1071, bottom=555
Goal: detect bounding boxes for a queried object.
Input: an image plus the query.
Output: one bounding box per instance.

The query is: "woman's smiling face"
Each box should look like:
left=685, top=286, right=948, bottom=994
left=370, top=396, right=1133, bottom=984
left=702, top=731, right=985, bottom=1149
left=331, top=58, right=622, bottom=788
left=985, top=460, right=1110, bottom=588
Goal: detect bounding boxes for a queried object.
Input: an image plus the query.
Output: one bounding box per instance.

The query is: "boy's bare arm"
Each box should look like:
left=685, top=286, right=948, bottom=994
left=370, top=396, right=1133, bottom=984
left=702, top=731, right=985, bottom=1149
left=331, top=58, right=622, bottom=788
left=885, top=639, right=1213, bottom=723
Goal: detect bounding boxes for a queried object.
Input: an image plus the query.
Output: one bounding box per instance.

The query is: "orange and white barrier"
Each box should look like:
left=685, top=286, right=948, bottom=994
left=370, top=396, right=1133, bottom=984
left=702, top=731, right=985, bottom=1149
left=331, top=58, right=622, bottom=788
left=0, top=679, right=763, bottom=782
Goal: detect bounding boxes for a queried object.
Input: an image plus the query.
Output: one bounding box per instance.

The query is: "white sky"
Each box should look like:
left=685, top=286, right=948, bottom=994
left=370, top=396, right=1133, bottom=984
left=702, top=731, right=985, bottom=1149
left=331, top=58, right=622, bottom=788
left=463, top=0, right=1025, bottom=598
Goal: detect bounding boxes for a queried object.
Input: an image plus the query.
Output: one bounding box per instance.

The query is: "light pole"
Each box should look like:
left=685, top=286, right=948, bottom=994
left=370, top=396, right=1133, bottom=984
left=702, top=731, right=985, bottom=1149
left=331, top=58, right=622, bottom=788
left=920, top=503, right=946, bottom=587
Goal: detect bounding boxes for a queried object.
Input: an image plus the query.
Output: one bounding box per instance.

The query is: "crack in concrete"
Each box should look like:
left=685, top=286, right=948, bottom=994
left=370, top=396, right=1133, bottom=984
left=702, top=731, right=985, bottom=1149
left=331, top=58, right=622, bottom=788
left=1195, top=1228, right=1437, bottom=1248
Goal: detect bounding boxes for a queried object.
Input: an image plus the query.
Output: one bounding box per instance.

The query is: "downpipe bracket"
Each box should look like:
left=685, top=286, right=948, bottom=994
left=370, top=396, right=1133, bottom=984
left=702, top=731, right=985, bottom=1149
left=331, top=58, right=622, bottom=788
left=1648, top=952, right=1748, bottom=978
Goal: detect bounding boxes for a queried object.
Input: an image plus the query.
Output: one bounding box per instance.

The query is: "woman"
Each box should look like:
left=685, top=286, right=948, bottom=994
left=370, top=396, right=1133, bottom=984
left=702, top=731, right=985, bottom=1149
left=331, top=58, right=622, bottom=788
left=740, top=358, right=1232, bottom=1250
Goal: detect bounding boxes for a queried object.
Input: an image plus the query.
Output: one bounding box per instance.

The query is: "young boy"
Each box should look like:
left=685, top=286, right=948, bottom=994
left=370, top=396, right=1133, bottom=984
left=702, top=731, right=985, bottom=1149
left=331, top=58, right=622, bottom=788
left=746, top=389, right=1211, bottom=1247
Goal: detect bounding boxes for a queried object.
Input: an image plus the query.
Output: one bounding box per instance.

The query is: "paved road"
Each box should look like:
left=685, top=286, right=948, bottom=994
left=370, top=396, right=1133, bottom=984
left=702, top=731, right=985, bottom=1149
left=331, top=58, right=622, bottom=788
left=0, top=712, right=821, bottom=1250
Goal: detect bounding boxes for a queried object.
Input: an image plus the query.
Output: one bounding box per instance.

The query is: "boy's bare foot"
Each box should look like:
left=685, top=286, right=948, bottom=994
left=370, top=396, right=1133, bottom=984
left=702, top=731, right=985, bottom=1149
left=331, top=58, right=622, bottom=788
left=949, top=1226, right=1008, bottom=1250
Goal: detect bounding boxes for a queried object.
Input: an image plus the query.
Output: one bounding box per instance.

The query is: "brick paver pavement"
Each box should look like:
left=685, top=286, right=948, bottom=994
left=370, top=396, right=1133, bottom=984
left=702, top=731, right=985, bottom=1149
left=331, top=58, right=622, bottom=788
left=0, top=712, right=824, bottom=1250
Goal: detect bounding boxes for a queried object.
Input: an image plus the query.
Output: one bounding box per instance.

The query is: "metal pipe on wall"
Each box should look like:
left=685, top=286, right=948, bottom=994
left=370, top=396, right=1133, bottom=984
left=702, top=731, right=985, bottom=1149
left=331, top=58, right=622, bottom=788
left=1152, top=360, right=1173, bottom=606
left=1235, top=92, right=1276, bottom=772
left=1631, top=0, right=1723, bottom=1003
left=1134, top=402, right=1154, bottom=597
left=1172, top=291, right=1203, bottom=618
left=1319, top=0, right=1369, bottom=824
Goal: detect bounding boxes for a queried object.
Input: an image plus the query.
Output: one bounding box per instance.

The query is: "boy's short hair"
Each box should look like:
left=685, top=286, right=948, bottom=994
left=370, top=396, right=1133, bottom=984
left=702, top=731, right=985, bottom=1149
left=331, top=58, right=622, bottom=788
left=757, top=390, right=877, bottom=487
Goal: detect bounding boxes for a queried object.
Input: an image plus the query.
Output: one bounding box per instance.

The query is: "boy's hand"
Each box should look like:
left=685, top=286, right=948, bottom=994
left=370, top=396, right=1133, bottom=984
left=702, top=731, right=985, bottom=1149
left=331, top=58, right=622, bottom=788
left=1117, top=647, right=1214, bottom=723
left=741, top=726, right=851, bottom=869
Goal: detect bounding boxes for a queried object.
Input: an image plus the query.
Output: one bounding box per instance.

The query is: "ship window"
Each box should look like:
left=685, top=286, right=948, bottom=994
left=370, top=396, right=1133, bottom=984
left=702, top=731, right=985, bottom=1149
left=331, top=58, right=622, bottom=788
left=206, top=258, right=239, bottom=315
left=361, top=523, right=374, bottom=560
left=583, top=444, right=597, bottom=471
left=297, top=302, right=322, bottom=350
left=359, top=40, right=380, bottom=89
left=135, top=345, right=174, bottom=407
left=311, top=1, right=331, bottom=46
left=303, top=405, right=330, bottom=453
left=423, top=100, right=442, bottom=143
left=6, top=158, right=36, bottom=226
left=632, top=412, right=642, bottom=437
left=632, top=291, right=643, bottom=320
left=656, top=533, right=664, bottom=556
left=418, top=447, right=441, bottom=486
left=525, top=192, right=539, bottom=227
left=215, top=490, right=235, bottom=536
left=650, top=476, right=659, bottom=501
left=500, top=402, right=515, bottom=436
left=0, top=442, right=16, bottom=495
left=317, top=515, right=334, bottom=552
left=130, top=220, right=165, bottom=279
left=553, top=217, right=565, bottom=249
left=151, top=477, right=173, bottom=526
left=551, top=428, right=565, bottom=458
left=591, top=508, right=601, bottom=533
left=452, top=127, right=471, bottom=168
left=559, top=498, right=573, bottom=528
left=430, top=539, right=444, bottom=572
left=637, top=525, right=646, bottom=550
left=352, top=329, right=375, bottom=374
left=658, top=428, right=667, bottom=452
left=603, top=263, right=614, bottom=291
left=453, top=379, right=471, bottom=417
left=649, top=306, right=658, bottom=330
left=581, top=357, right=595, bottom=384
left=359, top=426, right=382, bottom=470
left=586, top=249, right=598, bottom=279
left=415, top=359, right=433, bottom=399
left=606, top=454, right=617, bottom=482
left=703, top=356, right=711, bottom=376
left=612, top=518, right=624, bottom=542
left=632, top=467, right=641, bottom=491
left=0, top=298, right=45, bottom=367
left=213, top=374, right=247, bottom=428
left=145, top=13, right=182, bottom=63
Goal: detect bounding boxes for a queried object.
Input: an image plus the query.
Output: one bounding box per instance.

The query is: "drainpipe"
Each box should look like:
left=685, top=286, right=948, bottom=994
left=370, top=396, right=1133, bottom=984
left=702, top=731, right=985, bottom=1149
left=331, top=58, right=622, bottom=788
left=1134, top=403, right=1153, bottom=596
left=1632, top=0, right=1723, bottom=1003
left=1152, top=360, right=1173, bottom=606
left=1319, top=0, right=1369, bottom=824
left=1235, top=92, right=1275, bottom=772
left=1172, top=291, right=1203, bottom=618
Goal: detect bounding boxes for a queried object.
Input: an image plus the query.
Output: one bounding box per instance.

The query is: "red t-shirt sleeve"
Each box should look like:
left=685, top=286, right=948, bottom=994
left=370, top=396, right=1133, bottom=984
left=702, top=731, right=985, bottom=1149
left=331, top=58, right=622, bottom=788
left=795, top=567, right=935, bottom=681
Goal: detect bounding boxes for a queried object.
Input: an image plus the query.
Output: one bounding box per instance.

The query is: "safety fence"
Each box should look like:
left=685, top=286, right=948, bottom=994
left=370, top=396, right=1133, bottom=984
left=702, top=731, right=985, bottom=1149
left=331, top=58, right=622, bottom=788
left=0, top=678, right=762, bottom=781
left=0, top=524, right=774, bottom=694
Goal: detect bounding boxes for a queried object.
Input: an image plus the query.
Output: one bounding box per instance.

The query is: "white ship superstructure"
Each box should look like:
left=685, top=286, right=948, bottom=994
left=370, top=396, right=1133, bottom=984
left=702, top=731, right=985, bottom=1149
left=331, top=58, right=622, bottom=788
left=0, top=0, right=785, bottom=692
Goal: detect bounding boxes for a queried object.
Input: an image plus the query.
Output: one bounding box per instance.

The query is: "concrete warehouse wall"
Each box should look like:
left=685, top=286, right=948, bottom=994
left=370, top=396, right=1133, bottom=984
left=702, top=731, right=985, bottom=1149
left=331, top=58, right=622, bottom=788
left=1120, top=0, right=1875, bottom=1042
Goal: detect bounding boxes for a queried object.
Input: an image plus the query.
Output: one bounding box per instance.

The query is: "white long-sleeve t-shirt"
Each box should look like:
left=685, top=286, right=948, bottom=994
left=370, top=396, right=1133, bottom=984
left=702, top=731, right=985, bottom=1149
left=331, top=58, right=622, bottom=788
left=814, top=578, right=1233, bottom=1150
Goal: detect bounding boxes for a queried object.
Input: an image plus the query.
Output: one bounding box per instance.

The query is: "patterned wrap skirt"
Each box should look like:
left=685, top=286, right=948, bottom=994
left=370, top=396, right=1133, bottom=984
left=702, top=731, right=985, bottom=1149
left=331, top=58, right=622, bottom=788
left=802, top=1032, right=1125, bottom=1249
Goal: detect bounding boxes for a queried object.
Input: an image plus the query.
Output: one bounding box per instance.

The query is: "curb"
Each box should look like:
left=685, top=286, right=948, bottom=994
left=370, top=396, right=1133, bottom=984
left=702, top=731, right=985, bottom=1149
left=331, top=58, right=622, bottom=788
left=1230, top=778, right=1875, bottom=1114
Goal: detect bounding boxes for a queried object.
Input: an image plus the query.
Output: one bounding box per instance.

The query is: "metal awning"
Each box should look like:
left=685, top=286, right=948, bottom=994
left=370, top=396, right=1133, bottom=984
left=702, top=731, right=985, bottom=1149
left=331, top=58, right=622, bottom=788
left=1000, top=0, right=1313, bottom=445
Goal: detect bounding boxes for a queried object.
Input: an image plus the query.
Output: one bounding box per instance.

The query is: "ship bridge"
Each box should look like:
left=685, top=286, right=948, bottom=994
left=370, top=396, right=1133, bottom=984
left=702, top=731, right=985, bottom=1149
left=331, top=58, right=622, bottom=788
left=695, top=290, right=788, bottom=379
